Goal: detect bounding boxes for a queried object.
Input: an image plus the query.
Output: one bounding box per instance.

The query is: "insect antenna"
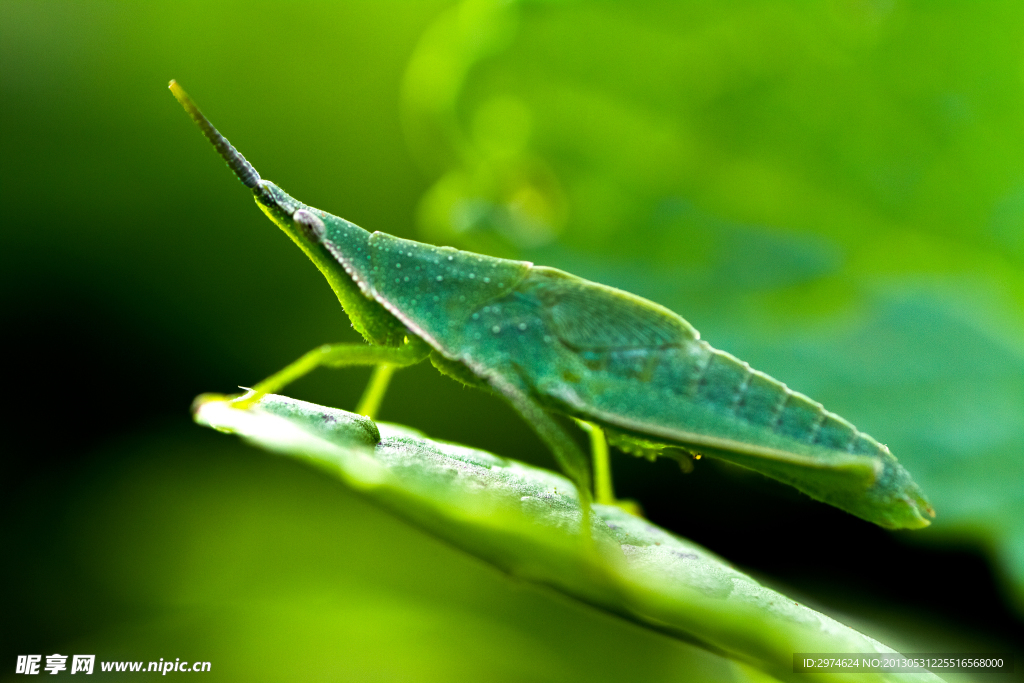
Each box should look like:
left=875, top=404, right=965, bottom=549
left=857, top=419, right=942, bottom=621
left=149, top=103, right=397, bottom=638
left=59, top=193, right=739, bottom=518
left=169, top=80, right=262, bottom=191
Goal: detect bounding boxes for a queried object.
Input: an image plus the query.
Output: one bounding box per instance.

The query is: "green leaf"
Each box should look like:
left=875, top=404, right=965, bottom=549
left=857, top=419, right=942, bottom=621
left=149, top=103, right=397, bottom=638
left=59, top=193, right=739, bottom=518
left=194, top=392, right=945, bottom=683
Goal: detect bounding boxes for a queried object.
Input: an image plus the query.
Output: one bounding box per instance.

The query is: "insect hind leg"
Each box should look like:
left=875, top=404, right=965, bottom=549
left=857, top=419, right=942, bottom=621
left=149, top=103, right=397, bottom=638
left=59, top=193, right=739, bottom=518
left=233, top=337, right=430, bottom=418
left=487, top=377, right=597, bottom=539
left=575, top=421, right=645, bottom=517
left=573, top=420, right=614, bottom=504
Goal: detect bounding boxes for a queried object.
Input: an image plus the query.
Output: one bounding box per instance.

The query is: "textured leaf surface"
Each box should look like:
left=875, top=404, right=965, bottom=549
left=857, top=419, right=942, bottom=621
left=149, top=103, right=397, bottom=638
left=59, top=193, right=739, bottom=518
left=194, top=393, right=943, bottom=683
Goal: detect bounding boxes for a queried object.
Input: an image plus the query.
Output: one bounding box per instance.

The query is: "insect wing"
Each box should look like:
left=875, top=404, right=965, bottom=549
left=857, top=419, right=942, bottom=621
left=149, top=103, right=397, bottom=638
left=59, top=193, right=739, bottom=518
left=522, top=266, right=699, bottom=350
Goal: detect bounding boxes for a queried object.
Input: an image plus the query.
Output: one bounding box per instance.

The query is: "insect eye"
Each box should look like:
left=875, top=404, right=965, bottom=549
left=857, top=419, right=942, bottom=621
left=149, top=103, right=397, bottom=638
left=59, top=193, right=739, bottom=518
left=293, top=209, right=326, bottom=241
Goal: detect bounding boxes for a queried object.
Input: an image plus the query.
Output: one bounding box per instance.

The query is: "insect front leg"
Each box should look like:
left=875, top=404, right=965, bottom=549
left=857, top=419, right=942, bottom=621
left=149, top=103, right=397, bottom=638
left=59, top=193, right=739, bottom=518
left=355, top=364, right=397, bottom=419
left=233, top=337, right=431, bottom=418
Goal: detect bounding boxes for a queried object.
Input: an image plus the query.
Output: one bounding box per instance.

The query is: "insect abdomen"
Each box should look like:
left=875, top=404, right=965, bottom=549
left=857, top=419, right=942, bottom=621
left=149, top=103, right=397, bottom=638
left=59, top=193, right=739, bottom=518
left=688, top=346, right=878, bottom=456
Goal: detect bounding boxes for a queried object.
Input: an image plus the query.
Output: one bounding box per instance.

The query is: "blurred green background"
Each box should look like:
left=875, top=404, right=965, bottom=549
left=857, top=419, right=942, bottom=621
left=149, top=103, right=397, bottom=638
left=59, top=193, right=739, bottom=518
left=2, top=0, right=1022, bottom=680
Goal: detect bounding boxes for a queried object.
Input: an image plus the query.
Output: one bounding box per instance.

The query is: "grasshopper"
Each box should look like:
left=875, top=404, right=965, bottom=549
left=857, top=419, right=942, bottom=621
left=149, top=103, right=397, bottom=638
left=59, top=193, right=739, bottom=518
left=171, top=81, right=933, bottom=530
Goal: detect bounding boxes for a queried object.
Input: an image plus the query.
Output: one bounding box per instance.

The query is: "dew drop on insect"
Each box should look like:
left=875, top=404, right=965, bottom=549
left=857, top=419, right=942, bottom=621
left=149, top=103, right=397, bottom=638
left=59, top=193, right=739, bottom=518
left=395, top=278, right=400, bottom=283
left=482, top=306, right=490, bottom=313
left=518, top=323, right=527, bottom=331
left=469, top=273, right=475, bottom=279
left=459, top=295, right=466, bottom=302
left=543, top=335, right=553, bottom=343
left=404, top=276, right=410, bottom=282
left=492, top=325, right=501, bottom=334
left=436, top=276, right=443, bottom=282
left=447, top=256, right=454, bottom=261
left=483, top=277, right=491, bottom=283
left=471, top=313, right=479, bottom=320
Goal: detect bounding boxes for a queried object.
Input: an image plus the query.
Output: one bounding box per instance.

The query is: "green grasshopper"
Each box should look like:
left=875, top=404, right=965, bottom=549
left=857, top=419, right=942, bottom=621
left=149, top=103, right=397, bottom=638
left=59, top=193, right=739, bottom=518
left=170, top=81, right=933, bottom=530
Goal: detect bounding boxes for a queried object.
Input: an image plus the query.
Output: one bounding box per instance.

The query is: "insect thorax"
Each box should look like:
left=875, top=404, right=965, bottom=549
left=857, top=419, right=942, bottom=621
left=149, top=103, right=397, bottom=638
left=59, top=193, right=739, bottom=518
left=361, top=232, right=532, bottom=351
